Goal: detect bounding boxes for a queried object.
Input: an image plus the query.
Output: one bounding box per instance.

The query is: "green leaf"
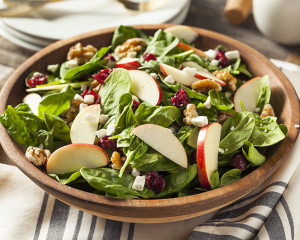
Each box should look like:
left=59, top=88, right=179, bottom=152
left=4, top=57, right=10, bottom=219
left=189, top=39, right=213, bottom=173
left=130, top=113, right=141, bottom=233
left=34, top=129, right=54, bottom=151
left=242, top=141, right=266, bottom=166
left=209, top=170, right=220, bottom=190
left=48, top=171, right=83, bottom=184
left=196, top=103, right=217, bottom=122
left=44, top=113, right=71, bottom=143
left=219, top=169, right=242, bottom=187
left=209, top=89, right=234, bottom=111
left=130, top=148, right=162, bottom=169
left=255, top=76, right=271, bottom=114
left=99, top=68, right=131, bottom=116
left=237, top=65, right=252, bottom=78
left=38, top=85, right=76, bottom=120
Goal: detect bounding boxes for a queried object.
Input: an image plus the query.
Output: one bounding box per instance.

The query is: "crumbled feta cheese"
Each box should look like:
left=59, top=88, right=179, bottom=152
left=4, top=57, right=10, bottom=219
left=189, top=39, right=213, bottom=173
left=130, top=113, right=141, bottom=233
left=191, top=116, right=209, bottom=127
left=295, top=125, right=300, bottom=128
left=218, top=148, right=225, bottom=153
left=132, top=95, right=140, bottom=102
left=203, top=96, right=211, bottom=109
left=150, top=73, right=158, bottom=79
left=79, top=103, right=88, bottom=112
left=210, top=59, right=219, bottom=66
left=66, top=59, right=78, bottom=69
left=127, top=51, right=137, bottom=58
left=225, top=91, right=232, bottom=99
left=95, top=129, right=107, bottom=139
left=99, top=114, right=109, bottom=124
left=264, top=129, right=267, bottom=133
left=80, top=83, right=87, bottom=91
left=254, top=107, right=260, bottom=113
left=168, top=127, right=177, bottom=134
left=47, top=64, right=59, bottom=73
left=33, top=72, right=43, bottom=77
left=260, top=123, right=263, bottom=127
left=230, top=126, right=235, bottom=131
left=225, top=149, right=228, bottom=151
left=83, top=113, right=97, bottom=123
left=204, top=49, right=217, bottom=60
left=132, top=175, right=146, bottom=191
left=84, top=95, right=94, bottom=104
left=164, top=75, right=175, bottom=84
left=74, top=94, right=84, bottom=102
left=225, top=50, right=240, bottom=60
left=131, top=168, right=141, bottom=178
left=107, top=123, right=116, bottom=136
left=183, top=67, right=197, bottom=76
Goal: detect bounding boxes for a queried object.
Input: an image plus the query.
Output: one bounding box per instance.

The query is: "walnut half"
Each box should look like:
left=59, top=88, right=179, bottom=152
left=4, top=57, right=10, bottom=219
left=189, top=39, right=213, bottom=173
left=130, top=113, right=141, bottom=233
left=114, top=38, right=147, bottom=59
left=67, top=43, right=98, bottom=64
left=213, top=70, right=237, bottom=91
left=260, top=104, right=275, bottom=118
left=183, top=104, right=198, bottom=125
left=25, top=146, right=51, bottom=166
left=191, top=79, right=222, bottom=94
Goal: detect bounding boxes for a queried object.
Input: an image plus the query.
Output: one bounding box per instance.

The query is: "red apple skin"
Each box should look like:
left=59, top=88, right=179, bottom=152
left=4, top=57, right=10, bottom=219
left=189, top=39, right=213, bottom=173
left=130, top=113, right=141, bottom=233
left=177, top=42, right=206, bottom=58
left=151, top=77, right=163, bottom=106
left=160, top=64, right=168, bottom=77
left=116, top=60, right=142, bottom=70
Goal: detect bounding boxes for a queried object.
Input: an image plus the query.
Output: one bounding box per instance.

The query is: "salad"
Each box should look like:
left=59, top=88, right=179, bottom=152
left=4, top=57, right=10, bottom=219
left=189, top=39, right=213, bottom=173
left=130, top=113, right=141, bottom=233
left=0, top=25, right=288, bottom=199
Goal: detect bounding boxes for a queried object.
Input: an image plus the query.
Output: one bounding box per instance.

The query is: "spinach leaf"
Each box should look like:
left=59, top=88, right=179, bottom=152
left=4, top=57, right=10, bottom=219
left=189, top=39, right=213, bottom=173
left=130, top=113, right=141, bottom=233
left=219, top=111, right=255, bottom=154
left=153, top=164, right=198, bottom=198
left=47, top=64, right=61, bottom=83
left=176, top=126, right=194, bottom=143
left=0, top=103, right=47, bottom=148
left=209, top=170, right=220, bottom=190
left=178, top=177, right=207, bottom=197
left=48, top=171, right=83, bottom=184
left=219, top=169, right=242, bottom=187
left=255, top=75, right=271, bottom=114
left=130, top=148, right=162, bottom=169
left=111, top=25, right=148, bottom=50
left=38, top=85, right=76, bottom=120
left=242, top=141, right=266, bottom=166
left=134, top=102, right=181, bottom=127
left=138, top=57, right=176, bottom=72
left=237, top=65, right=252, bottom=78
left=44, top=113, right=71, bottom=143
left=196, top=103, right=217, bottom=122
left=34, top=129, right=54, bottom=151
left=137, top=156, right=184, bottom=173
left=81, top=167, right=154, bottom=199
left=209, top=90, right=234, bottom=111
left=99, top=68, right=131, bottom=116
left=111, top=126, right=136, bottom=148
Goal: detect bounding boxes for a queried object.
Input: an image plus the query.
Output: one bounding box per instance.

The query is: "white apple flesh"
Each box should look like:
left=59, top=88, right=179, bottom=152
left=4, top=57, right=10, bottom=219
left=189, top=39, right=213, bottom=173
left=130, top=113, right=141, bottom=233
left=197, top=123, right=222, bottom=189
left=46, top=143, right=109, bottom=174
left=22, top=93, right=42, bottom=115
left=233, top=77, right=262, bottom=112
left=70, top=104, right=101, bottom=144
left=176, top=42, right=206, bottom=58
left=164, top=25, right=198, bottom=44
left=128, top=70, right=162, bottom=106
left=132, top=124, right=188, bottom=168
left=116, top=57, right=142, bottom=70
left=181, top=61, right=226, bottom=86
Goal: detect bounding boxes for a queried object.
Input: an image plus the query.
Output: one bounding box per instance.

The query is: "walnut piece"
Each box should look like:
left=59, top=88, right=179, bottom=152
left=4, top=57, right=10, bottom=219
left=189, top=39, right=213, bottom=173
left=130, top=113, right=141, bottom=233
left=260, top=104, right=275, bottom=118
left=213, top=70, right=237, bottom=91
left=111, top=151, right=125, bottom=170
left=191, top=79, right=222, bottom=94
left=89, top=80, right=101, bottom=94
left=60, top=99, right=83, bottom=125
left=67, top=43, right=97, bottom=64
left=114, top=38, right=147, bottom=59
left=216, top=110, right=234, bottom=125
left=25, top=146, right=51, bottom=166
left=183, top=104, right=198, bottom=125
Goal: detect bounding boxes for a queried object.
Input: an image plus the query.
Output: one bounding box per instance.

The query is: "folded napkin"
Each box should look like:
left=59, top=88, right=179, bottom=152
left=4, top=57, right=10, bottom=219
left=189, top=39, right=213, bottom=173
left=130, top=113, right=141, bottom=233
left=1, top=60, right=300, bottom=240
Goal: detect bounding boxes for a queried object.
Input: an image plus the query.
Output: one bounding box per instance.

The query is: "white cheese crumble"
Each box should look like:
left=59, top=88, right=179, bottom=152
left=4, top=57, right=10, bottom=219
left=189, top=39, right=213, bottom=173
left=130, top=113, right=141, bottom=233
left=225, top=50, right=240, bottom=60
left=210, top=59, right=219, bottom=66
left=183, top=67, right=197, bottom=76
left=132, top=95, right=140, bottom=102
left=164, top=75, right=175, bottom=84
left=80, top=83, right=87, bottom=91
left=127, top=51, right=137, bottom=58
left=84, top=95, right=94, bottom=104
left=203, top=96, right=212, bottom=109
left=254, top=107, right=261, bottom=113
left=132, top=175, right=146, bottom=191
left=131, top=168, right=141, bottom=178
left=79, top=103, right=88, bottom=112
left=99, top=114, right=109, bottom=124
left=47, top=64, right=59, bottom=73
left=225, top=91, right=232, bottom=99
left=107, top=123, right=116, bottom=136
left=295, top=125, right=300, bottom=128
left=218, top=148, right=225, bottom=153
left=83, top=113, right=97, bottom=123
left=230, top=126, right=235, bottom=131
left=95, top=129, right=107, bottom=139
left=150, top=73, right=158, bottom=79
left=74, top=94, right=84, bottom=102
left=191, top=116, right=209, bottom=127
left=204, top=49, right=217, bottom=60
left=264, top=129, right=267, bottom=133
left=33, top=72, right=43, bottom=77
left=225, top=149, right=228, bottom=151
left=66, top=59, right=78, bottom=69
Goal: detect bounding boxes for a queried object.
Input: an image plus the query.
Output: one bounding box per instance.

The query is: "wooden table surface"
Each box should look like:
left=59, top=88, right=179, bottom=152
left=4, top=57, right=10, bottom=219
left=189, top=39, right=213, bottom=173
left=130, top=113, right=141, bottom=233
left=1, top=0, right=300, bottom=166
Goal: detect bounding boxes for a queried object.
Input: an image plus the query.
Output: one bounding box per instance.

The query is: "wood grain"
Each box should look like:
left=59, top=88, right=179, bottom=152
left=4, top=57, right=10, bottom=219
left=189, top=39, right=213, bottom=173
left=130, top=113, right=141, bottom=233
left=0, top=24, right=299, bottom=223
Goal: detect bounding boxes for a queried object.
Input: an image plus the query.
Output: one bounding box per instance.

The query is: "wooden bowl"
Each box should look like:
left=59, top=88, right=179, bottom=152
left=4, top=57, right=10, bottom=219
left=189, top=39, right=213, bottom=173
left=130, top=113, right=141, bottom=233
left=0, top=24, right=299, bottom=223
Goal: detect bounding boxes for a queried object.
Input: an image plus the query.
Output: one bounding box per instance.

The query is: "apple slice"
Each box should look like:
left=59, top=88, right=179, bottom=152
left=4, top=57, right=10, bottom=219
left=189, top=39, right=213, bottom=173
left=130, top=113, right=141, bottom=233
left=70, top=104, right=101, bottom=144
left=181, top=61, right=226, bottom=86
left=132, top=124, right=188, bottom=168
left=197, top=123, right=222, bottom=189
left=164, top=25, right=198, bottom=44
left=233, top=77, right=262, bottom=112
left=22, top=93, right=42, bottom=115
left=160, top=63, right=200, bottom=87
left=46, top=143, right=109, bottom=174
left=128, top=70, right=162, bottom=106
left=116, top=57, right=142, bottom=70
left=177, top=42, right=206, bottom=58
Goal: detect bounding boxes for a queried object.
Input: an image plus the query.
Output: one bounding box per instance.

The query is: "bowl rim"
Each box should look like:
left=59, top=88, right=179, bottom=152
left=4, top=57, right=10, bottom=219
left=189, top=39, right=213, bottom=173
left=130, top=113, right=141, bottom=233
left=0, top=24, right=299, bottom=219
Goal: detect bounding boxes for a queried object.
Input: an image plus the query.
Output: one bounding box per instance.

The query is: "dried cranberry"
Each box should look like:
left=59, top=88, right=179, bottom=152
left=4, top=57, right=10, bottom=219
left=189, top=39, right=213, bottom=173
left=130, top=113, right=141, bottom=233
left=92, top=68, right=114, bottom=84
left=104, top=54, right=116, bottom=62
left=81, top=90, right=100, bottom=104
left=145, top=170, right=165, bottom=193
left=132, top=100, right=140, bottom=113
left=191, top=151, right=197, bottom=165
left=230, top=153, right=248, bottom=171
left=171, top=89, right=190, bottom=108
left=98, top=136, right=117, bottom=149
left=143, top=53, right=156, bottom=62
left=215, top=49, right=230, bottom=68
left=27, top=74, right=48, bottom=88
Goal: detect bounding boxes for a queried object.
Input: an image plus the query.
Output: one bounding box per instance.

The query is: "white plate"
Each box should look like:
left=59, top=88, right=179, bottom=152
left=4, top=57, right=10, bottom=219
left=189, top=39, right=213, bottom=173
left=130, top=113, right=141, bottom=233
left=2, top=0, right=189, bottom=41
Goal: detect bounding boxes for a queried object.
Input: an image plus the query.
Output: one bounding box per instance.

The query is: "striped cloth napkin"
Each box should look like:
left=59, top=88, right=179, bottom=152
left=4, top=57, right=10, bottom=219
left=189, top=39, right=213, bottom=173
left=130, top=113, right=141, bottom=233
left=1, top=60, right=300, bottom=240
